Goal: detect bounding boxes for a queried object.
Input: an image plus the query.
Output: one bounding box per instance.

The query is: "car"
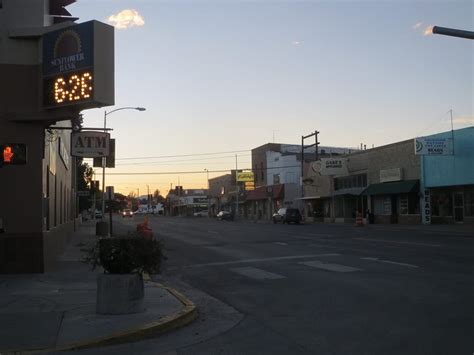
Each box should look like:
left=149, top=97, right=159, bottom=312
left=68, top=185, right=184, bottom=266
left=216, top=210, right=233, bottom=221
left=193, top=210, right=209, bottom=217
left=122, top=209, right=133, bottom=218
left=272, top=208, right=302, bottom=224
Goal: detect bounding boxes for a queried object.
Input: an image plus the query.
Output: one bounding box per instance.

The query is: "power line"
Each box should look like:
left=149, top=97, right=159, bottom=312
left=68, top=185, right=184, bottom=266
left=115, top=149, right=251, bottom=161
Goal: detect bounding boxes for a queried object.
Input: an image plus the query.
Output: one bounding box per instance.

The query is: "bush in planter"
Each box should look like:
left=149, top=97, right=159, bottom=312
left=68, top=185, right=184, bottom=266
left=82, top=231, right=165, bottom=275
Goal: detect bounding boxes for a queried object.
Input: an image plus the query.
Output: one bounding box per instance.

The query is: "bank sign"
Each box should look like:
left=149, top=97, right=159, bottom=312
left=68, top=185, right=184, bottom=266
left=42, top=20, right=115, bottom=109
left=414, top=137, right=453, bottom=156
left=71, top=131, right=110, bottom=158
left=311, top=158, right=348, bottom=176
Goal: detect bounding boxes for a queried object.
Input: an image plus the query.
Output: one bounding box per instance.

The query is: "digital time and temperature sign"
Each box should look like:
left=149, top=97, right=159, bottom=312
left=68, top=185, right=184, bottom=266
left=42, top=21, right=114, bottom=109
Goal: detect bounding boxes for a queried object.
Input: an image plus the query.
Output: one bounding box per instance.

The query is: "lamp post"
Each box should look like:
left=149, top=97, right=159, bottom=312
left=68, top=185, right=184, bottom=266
left=101, top=107, right=146, bottom=220
left=205, top=169, right=210, bottom=217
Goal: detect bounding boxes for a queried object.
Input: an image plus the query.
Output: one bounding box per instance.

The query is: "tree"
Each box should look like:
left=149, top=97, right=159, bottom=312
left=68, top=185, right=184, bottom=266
left=153, top=189, right=165, bottom=203
left=76, top=158, right=94, bottom=212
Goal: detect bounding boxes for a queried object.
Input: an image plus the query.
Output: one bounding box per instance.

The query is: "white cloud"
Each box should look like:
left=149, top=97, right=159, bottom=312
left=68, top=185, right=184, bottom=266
left=292, top=40, right=302, bottom=46
left=108, top=9, right=145, bottom=29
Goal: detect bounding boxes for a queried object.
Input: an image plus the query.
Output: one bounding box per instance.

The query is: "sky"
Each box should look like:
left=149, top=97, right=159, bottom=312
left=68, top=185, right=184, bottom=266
left=69, top=0, right=473, bottom=196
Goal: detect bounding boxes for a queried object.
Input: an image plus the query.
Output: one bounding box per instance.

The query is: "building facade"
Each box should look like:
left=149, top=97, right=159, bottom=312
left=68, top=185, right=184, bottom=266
left=420, top=127, right=474, bottom=224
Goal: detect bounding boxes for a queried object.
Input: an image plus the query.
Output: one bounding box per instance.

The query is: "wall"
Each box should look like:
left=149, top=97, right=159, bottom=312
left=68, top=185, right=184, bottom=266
left=266, top=151, right=300, bottom=185
left=422, top=127, right=474, bottom=188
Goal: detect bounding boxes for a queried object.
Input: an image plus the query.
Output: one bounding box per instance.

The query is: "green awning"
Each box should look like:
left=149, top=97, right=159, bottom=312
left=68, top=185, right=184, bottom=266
left=361, top=180, right=419, bottom=196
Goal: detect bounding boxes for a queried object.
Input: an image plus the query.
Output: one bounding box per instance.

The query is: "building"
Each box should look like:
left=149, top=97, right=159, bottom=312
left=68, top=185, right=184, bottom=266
left=303, top=139, right=421, bottom=224
left=208, top=174, right=233, bottom=215
left=420, top=127, right=474, bottom=224
left=0, top=0, right=82, bottom=273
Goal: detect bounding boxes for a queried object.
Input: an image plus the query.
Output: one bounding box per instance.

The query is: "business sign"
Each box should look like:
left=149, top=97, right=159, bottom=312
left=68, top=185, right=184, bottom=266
left=311, top=158, right=348, bottom=176
left=245, top=181, right=255, bottom=191
left=237, top=171, right=254, bottom=182
left=422, top=189, right=431, bottom=224
left=414, top=137, right=453, bottom=156
left=93, top=139, right=115, bottom=168
left=42, top=20, right=115, bottom=109
left=71, top=131, right=110, bottom=157
left=380, top=168, right=402, bottom=183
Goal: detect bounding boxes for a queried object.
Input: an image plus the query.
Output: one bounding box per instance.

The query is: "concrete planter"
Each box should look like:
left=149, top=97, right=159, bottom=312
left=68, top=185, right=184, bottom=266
left=96, top=273, right=145, bottom=315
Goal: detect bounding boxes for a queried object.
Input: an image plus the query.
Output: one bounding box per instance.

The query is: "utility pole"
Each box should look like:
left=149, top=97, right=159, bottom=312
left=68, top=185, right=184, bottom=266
left=301, top=131, right=320, bottom=216
left=235, top=155, right=239, bottom=219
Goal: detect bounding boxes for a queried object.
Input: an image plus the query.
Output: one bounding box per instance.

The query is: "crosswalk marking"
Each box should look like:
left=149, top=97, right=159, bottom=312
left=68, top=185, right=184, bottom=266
left=230, top=266, right=286, bottom=280
left=360, top=257, right=419, bottom=268
left=300, top=260, right=362, bottom=273
left=187, top=253, right=341, bottom=268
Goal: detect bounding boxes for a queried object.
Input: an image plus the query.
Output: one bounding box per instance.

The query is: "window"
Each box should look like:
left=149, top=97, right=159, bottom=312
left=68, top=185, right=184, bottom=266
left=431, top=191, right=453, bottom=217
left=273, top=174, right=280, bottom=184
left=400, top=195, right=408, bottom=214
left=260, top=162, right=264, bottom=181
left=334, top=174, right=367, bottom=191
left=464, top=191, right=474, bottom=217
left=254, top=164, right=258, bottom=182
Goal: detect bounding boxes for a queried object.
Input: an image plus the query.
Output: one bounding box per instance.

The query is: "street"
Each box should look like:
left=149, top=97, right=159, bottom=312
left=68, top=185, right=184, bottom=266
left=108, top=216, right=474, bottom=355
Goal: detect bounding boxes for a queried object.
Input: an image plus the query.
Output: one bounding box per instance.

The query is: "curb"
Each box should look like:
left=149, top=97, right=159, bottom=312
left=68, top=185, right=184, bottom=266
left=2, top=282, right=197, bottom=354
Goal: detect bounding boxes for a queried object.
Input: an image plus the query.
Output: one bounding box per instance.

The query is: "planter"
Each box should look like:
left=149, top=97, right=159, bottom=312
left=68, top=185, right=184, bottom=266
left=96, top=273, right=145, bottom=315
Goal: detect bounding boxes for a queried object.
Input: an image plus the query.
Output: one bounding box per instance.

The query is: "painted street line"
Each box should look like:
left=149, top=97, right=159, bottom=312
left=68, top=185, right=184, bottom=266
left=230, top=266, right=286, bottom=280
left=300, top=260, right=362, bottom=273
left=354, top=238, right=441, bottom=248
left=275, top=242, right=288, bottom=246
left=188, top=253, right=341, bottom=268
left=360, top=257, right=419, bottom=268
left=207, top=230, right=220, bottom=234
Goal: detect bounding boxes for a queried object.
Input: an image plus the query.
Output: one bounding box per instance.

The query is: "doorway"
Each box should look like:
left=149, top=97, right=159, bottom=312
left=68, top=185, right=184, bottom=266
left=453, top=192, right=464, bottom=223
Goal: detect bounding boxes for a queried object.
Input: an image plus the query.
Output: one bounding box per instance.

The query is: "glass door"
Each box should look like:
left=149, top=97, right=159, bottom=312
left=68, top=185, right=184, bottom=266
left=453, top=192, right=464, bottom=223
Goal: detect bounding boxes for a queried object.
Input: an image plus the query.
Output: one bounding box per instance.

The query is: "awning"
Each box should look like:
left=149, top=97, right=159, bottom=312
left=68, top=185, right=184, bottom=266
left=361, top=180, right=419, bottom=196
left=246, top=184, right=284, bottom=201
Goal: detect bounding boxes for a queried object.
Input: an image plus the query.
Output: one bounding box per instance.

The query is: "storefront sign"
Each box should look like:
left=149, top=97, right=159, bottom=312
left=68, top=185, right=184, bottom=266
left=414, top=137, right=453, bottom=155
left=71, top=131, right=110, bottom=157
left=311, top=158, right=348, bottom=176
left=237, top=171, right=254, bottom=182
left=380, top=168, right=402, bottom=183
left=423, top=189, right=431, bottom=224
left=245, top=181, right=255, bottom=191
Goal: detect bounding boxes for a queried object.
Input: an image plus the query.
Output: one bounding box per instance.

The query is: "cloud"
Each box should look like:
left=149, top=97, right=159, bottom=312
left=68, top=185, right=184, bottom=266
left=413, top=22, right=423, bottom=30
left=292, top=40, right=302, bottom=46
left=108, top=9, right=145, bottom=29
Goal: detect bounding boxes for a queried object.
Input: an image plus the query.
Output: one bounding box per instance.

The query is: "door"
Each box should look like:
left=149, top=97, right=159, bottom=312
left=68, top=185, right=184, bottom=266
left=453, top=192, right=464, bottom=223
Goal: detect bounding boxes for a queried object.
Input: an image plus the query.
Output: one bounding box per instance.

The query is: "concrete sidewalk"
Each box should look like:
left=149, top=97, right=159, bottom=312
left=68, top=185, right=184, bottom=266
left=0, top=221, right=197, bottom=353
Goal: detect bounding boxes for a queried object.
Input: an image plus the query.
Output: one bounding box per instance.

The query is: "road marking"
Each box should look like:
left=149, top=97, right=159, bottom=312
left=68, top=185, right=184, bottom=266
left=275, top=242, right=288, bottom=246
left=207, top=230, right=219, bottom=234
left=188, top=253, right=341, bottom=268
left=360, top=257, right=419, bottom=268
left=354, top=238, right=441, bottom=248
left=230, top=266, right=286, bottom=280
left=300, top=260, right=362, bottom=273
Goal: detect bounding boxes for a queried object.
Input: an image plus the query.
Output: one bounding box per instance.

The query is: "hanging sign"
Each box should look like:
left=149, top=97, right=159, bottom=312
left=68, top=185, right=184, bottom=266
left=71, top=131, right=110, bottom=157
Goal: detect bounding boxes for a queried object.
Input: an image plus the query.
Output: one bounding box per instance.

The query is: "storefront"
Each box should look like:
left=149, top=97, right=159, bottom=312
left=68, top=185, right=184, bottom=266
left=420, top=127, right=474, bottom=224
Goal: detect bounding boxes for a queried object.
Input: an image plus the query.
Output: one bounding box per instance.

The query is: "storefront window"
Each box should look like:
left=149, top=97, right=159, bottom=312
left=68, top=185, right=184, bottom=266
left=374, top=196, right=391, bottom=215
left=465, top=192, right=474, bottom=217
left=400, top=195, right=408, bottom=214
left=431, top=191, right=453, bottom=217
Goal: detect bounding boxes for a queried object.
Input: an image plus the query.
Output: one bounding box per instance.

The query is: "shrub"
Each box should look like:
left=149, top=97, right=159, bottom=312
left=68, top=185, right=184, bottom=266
left=82, top=232, right=165, bottom=274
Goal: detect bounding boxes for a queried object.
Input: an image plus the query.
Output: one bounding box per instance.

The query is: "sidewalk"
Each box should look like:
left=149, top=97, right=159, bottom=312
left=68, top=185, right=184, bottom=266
left=0, top=221, right=197, bottom=353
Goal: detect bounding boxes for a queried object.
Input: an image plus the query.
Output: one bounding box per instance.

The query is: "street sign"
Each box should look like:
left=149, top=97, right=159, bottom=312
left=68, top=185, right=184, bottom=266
left=71, top=131, right=110, bottom=157
left=106, top=186, right=114, bottom=200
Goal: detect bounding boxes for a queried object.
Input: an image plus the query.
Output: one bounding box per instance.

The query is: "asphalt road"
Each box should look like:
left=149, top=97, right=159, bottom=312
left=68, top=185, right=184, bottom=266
left=112, top=215, right=473, bottom=355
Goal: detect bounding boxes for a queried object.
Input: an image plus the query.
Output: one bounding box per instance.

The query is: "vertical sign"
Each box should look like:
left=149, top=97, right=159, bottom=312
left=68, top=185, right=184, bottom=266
left=423, top=189, right=431, bottom=224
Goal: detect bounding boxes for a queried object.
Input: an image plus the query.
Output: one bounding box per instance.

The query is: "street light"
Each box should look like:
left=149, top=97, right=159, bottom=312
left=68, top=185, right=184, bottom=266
left=101, top=107, right=146, bottom=219
left=428, top=26, right=474, bottom=40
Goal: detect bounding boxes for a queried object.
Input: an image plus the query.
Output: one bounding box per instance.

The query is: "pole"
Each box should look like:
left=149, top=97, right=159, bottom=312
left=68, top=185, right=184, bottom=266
left=109, top=188, right=113, bottom=236
left=235, top=155, right=239, bottom=219
left=432, top=26, right=474, bottom=40
left=449, top=109, right=455, bottom=155
left=301, top=136, right=304, bottom=199
left=206, top=169, right=210, bottom=217
left=101, top=110, right=106, bottom=219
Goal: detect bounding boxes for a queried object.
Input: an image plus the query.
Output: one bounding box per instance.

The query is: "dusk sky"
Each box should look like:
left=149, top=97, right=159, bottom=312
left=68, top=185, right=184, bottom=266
left=70, top=0, right=473, bottom=196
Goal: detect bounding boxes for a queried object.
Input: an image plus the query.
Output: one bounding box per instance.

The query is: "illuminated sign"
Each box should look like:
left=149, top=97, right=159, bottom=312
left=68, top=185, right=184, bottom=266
left=42, top=20, right=114, bottom=109
left=1, top=144, right=27, bottom=165
left=237, top=171, right=254, bottom=182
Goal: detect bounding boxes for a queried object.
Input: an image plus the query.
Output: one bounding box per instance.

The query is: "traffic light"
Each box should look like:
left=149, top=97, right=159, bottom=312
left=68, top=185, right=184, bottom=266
left=1, top=144, right=27, bottom=165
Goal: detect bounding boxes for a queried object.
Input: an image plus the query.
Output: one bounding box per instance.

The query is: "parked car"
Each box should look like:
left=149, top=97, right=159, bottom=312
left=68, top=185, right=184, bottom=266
left=94, top=209, right=103, bottom=219
left=272, top=208, right=302, bottom=224
left=216, top=210, right=233, bottom=221
left=193, top=210, right=208, bottom=217
left=122, top=209, right=133, bottom=218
